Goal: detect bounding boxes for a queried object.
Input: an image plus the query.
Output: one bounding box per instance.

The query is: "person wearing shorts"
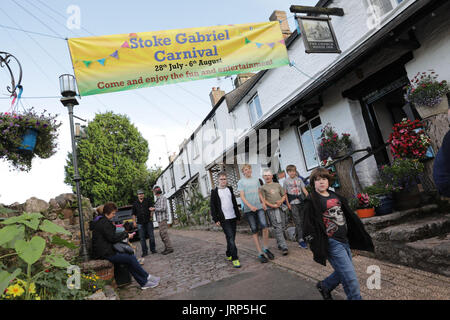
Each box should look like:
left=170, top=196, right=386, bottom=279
left=237, top=164, right=275, bottom=263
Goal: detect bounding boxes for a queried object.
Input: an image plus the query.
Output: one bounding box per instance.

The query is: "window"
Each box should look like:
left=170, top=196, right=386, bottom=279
left=366, top=0, right=402, bottom=20
left=192, top=139, right=200, bottom=159
left=203, top=174, right=211, bottom=195
left=180, top=158, right=186, bottom=178
left=248, top=94, right=263, bottom=125
left=298, top=116, right=322, bottom=171
left=169, top=166, right=175, bottom=188
left=210, top=116, right=219, bottom=142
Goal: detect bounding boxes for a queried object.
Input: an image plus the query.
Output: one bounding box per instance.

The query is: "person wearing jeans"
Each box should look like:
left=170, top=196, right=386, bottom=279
left=237, top=164, right=275, bottom=263
left=260, top=169, right=289, bottom=255
left=210, top=171, right=242, bottom=268
left=283, top=164, right=309, bottom=249
left=136, top=222, right=156, bottom=255
left=322, top=238, right=362, bottom=299
left=90, top=202, right=160, bottom=290
left=302, top=168, right=374, bottom=300
left=132, top=190, right=156, bottom=257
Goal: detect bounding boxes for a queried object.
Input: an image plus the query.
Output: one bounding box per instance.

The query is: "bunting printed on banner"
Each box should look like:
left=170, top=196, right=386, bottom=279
left=68, top=21, right=289, bottom=96
left=72, top=33, right=136, bottom=67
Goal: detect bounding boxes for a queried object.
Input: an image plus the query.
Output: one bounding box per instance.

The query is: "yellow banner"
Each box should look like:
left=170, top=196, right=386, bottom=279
left=67, top=21, right=289, bottom=96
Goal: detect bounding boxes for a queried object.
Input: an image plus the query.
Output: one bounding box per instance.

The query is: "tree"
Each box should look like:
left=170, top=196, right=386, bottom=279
left=64, top=112, right=151, bottom=207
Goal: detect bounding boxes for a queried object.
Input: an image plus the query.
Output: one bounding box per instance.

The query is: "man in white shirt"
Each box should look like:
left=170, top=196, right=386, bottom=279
left=210, top=171, right=242, bottom=268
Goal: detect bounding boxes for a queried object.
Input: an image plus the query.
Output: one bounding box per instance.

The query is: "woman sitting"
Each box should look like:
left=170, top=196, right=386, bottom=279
left=90, top=202, right=160, bottom=290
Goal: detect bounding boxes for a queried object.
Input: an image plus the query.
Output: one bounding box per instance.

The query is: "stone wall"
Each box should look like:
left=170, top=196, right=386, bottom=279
left=1, top=193, right=96, bottom=262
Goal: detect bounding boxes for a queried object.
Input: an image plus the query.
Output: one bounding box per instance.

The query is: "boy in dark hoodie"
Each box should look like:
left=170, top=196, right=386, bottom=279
left=302, top=168, right=374, bottom=300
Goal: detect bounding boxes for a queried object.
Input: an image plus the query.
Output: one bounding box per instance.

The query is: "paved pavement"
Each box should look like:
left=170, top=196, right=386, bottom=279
left=117, top=228, right=450, bottom=300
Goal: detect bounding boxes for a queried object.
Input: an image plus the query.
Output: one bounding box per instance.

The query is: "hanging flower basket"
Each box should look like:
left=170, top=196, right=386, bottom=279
left=317, top=123, right=353, bottom=161
left=415, top=95, right=449, bottom=119
left=405, top=70, right=450, bottom=119
left=18, top=128, right=38, bottom=153
left=0, top=108, right=62, bottom=171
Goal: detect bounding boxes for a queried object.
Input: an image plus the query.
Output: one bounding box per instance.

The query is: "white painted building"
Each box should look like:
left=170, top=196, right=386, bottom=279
left=156, top=0, right=450, bottom=219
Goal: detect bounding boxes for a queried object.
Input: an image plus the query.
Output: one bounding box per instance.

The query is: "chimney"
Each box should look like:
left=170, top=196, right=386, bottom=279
left=209, top=87, right=225, bottom=107
left=270, top=10, right=291, bottom=39
left=234, top=73, right=255, bottom=88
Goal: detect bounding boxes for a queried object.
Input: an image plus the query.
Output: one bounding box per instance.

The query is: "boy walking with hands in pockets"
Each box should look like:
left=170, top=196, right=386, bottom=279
left=260, top=169, right=290, bottom=256
left=283, top=165, right=309, bottom=249
left=237, top=164, right=275, bottom=263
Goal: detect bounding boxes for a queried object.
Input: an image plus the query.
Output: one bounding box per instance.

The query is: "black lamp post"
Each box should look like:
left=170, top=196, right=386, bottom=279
left=59, top=74, right=89, bottom=262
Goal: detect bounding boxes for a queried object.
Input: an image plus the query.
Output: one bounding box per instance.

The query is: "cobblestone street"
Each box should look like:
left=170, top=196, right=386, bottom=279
left=118, top=228, right=450, bottom=300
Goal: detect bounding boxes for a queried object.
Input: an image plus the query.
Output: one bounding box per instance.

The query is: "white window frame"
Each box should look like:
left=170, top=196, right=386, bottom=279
left=203, top=174, right=211, bottom=195
left=298, top=116, right=323, bottom=172
left=210, top=116, right=219, bottom=143
left=192, top=139, right=200, bottom=159
left=247, top=93, right=263, bottom=126
left=365, top=0, right=403, bottom=21
left=169, top=166, right=175, bottom=188
left=180, top=158, right=186, bottom=179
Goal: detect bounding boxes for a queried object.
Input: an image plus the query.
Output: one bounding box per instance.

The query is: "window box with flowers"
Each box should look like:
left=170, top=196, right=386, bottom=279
left=0, top=108, right=62, bottom=171
left=405, top=70, right=450, bottom=119
left=349, top=193, right=380, bottom=218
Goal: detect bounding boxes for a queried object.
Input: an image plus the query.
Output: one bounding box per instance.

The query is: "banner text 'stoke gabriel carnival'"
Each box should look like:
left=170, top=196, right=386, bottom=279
left=67, top=21, right=289, bottom=96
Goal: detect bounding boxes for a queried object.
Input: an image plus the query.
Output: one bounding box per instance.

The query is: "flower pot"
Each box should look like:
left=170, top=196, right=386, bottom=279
left=393, top=187, right=421, bottom=211
left=415, top=95, right=449, bottom=119
left=18, top=128, right=38, bottom=152
left=375, top=194, right=394, bottom=216
left=356, top=208, right=376, bottom=218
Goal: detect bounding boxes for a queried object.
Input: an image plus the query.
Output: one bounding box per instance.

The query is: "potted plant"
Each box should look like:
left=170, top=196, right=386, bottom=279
left=388, top=118, right=431, bottom=160
left=378, top=158, right=424, bottom=211
left=0, top=108, right=61, bottom=171
left=362, top=183, right=394, bottom=216
left=349, top=193, right=380, bottom=218
left=405, top=70, right=450, bottom=119
left=317, top=123, right=353, bottom=161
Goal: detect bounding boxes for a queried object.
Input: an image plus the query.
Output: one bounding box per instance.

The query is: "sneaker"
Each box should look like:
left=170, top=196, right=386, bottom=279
left=299, top=240, right=308, bottom=249
left=226, top=256, right=232, bottom=261
left=141, top=280, right=159, bottom=290
left=263, top=249, right=275, bottom=260
left=138, top=258, right=145, bottom=265
left=282, top=248, right=289, bottom=256
left=147, top=275, right=160, bottom=283
left=258, top=254, right=268, bottom=263
left=316, top=281, right=333, bottom=300
left=141, top=252, right=148, bottom=258
left=151, top=250, right=157, bottom=254
left=232, top=259, right=241, bottom=268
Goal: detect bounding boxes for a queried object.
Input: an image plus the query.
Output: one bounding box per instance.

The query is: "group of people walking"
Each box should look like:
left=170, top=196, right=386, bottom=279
left=90, top=185, right=173, bottom=290
left=89, top=162, right=375, bottom=299
left=211, top=163, right=374, bottom=300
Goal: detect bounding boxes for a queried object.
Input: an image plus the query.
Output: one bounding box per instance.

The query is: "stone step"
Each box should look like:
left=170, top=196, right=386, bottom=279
left=401, top=234, right=450, bottom=277
left=373, top=214, right=450, bottom=242
left=361, top=204, right=439, bottom=234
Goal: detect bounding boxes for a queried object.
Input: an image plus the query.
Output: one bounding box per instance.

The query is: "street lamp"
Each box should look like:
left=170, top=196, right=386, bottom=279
left=59, top=74, right=89, bottom=262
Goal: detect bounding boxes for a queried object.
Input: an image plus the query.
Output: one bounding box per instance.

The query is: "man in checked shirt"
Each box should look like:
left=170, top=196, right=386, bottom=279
left=150, top=185, right=174, bottom=255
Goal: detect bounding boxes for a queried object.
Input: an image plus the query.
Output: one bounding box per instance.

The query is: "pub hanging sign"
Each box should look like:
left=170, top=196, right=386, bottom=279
left=296, top=16, right=341, bottom=54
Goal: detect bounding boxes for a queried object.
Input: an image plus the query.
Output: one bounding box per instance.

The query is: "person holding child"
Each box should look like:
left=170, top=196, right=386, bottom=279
left=302, top=168, right=374, bottom=300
